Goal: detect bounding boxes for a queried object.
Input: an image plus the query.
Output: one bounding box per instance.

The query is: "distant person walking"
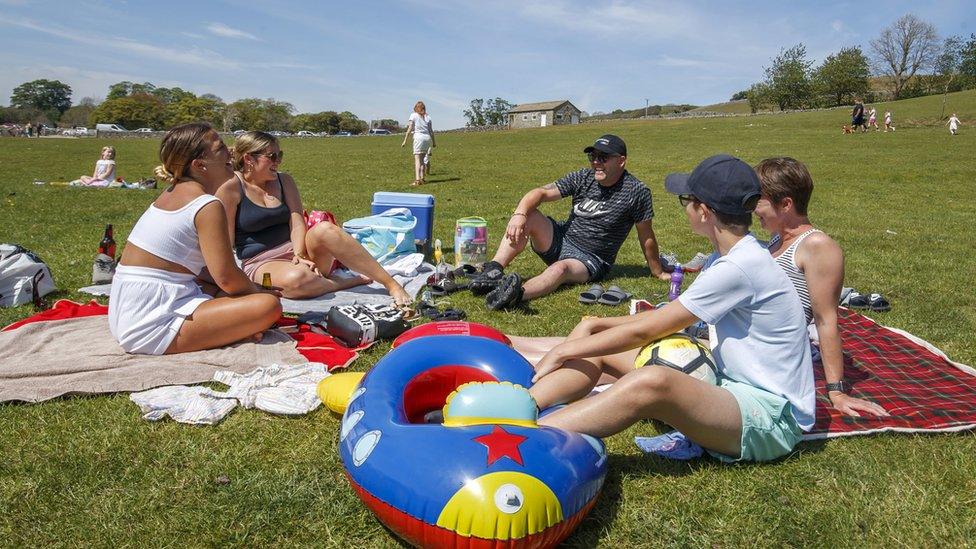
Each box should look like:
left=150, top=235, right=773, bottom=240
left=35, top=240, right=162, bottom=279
left=947, top=114, right=961, bottom=135
left=884, top=110, right=895, bottom=132
left=867, top=107, right=879, bottom=131
left=851, top=99, right=865, bottom=133
left=401, top=101, right=435, bottom=186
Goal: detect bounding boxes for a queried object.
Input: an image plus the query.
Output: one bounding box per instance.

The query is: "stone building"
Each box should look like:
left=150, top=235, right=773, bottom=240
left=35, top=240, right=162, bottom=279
left=507, top=100, right=581, bottom=129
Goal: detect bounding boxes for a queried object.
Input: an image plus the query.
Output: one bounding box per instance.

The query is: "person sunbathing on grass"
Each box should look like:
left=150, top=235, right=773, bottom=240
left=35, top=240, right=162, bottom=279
left=526, top=155, right=815, bottom=463
left=754, top=157, right=888, bottom=418
left=215, top=131, right=411, bottom=307
left=109, top=123, right=282, bottom=355
left=473, top=134, right=671, bottom=310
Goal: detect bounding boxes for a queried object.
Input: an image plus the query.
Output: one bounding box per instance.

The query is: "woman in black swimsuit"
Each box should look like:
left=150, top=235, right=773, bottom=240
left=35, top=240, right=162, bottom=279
left=215, top=131, right=411, bottom=305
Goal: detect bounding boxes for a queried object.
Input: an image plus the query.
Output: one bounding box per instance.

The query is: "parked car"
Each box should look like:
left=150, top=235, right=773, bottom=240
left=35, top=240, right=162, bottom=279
left=368, top=128, right=392, bottom=135
left=64, top=126, right=92, bottom=136
left=232, top=129, right=246, bottom=136
left=96, top=123, right=129, bottom=133
left=133, top=127, right=155, bottom=133
left=268, top=130, right=291, bottom=137
left=295, top=130, right=316, bottom=137
left=335, top=131, right=353, bottom=137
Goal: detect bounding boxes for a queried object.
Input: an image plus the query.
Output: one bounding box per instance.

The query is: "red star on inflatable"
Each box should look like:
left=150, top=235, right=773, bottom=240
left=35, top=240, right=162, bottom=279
left=473, top=426, right=527, bottom=466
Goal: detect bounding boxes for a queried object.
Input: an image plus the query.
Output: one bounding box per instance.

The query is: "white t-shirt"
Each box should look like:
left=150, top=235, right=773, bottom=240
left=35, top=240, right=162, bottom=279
left=94, top=159, right=116, bottom=181
left=409, top=112, right=431, bottom=137
left=678, top=234, right=815, bottom=429
left=948, top=116, right=960, bottom=129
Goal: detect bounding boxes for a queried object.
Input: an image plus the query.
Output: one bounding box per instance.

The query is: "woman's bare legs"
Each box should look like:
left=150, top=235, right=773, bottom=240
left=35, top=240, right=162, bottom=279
left=166, top=293, right=281, bottom=354
left=412, top=153, right=424, bottom=184
left=254, top=260, right=371, bottom=300
left=509, top=336, right=565, bottom=366
left=306, top=221, right=412, bottom=307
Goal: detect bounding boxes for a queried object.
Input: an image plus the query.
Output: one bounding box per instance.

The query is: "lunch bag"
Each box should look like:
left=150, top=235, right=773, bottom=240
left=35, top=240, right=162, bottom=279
left=0, top=244, right=56, bottom=307
left=342, top=208, right=417, bottom=265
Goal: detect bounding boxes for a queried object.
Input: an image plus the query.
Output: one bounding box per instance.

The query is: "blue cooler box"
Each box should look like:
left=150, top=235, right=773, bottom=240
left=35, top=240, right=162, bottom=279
left=371, top=192, right=435, bottom=243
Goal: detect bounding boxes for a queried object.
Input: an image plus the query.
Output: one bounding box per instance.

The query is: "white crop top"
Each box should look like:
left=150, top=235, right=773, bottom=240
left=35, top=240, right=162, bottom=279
left=126, top=194, right=220, bottom=275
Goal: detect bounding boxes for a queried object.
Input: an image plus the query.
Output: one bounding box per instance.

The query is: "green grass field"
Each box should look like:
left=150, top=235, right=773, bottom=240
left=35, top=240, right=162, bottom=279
left=1, top=90, right=975, bottom=547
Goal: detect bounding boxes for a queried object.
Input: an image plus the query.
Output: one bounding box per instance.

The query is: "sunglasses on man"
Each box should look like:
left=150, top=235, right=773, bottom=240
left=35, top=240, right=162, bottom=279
left=586, top=152, right=619, bottom=164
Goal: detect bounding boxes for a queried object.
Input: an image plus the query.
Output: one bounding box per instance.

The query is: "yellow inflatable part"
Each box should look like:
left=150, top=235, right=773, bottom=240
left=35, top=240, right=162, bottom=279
left=317, top=372, right=366, bottom=414
left=436, top=471, right=563, bottom=539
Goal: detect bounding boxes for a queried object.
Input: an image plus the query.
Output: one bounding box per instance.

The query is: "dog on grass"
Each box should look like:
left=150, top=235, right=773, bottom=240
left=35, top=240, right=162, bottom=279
left=842, top=125, right=854, bottom=134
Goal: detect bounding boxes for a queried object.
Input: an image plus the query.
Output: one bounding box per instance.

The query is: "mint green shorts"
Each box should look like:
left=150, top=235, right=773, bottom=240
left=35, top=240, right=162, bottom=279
left=707, top=378, right=804, bottom=463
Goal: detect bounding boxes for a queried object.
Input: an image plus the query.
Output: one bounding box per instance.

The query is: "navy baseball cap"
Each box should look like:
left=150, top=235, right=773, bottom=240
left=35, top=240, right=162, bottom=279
left=664, top=154, right=761, bottom=215
left=583, top=134, right=627, bottom=157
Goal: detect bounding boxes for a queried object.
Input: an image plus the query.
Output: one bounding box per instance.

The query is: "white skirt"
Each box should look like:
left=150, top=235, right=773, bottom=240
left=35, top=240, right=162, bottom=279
left=412, top=134, right=432, bottom=155
left=108, top=265, right=211, bottom=355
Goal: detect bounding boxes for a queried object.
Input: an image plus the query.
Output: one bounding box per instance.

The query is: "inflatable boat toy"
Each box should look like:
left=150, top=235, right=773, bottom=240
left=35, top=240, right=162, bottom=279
left=391, top=320, right=512, bottom=348
left=317, top=372, right=367, bottom=414
left=339, top=335, right=607, bottom=548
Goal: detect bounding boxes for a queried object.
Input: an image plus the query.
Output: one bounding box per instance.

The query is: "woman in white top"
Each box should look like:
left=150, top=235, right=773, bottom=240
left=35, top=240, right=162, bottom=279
left=401, top=101, right=435, bottom=186
left=79, top=146, right=117, bottom=186
left=947, top=113, right=961, bottom=135
left=753, top=157, right=887, bottom=418
left=109, top=123, right=281, bottom=355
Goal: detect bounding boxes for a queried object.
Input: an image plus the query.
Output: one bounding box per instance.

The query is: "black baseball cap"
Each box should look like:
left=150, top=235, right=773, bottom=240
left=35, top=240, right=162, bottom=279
left=664, top=154, right=761, bottom=215
left=583, top=134, right=626, bottom=157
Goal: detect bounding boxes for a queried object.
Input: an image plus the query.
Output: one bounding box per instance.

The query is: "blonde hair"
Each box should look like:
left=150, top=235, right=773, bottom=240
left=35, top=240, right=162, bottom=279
left=101, top=146, right=116, bottom=160
left=413, top=101, right=426, bottom=115
left=232, top=131, right=278, bottom=171
left=153, top=123, right=215, bottom=184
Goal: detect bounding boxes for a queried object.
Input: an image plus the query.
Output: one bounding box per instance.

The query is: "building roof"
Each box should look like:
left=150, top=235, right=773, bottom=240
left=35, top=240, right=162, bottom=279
left=507, top=100, right=578, bottom=114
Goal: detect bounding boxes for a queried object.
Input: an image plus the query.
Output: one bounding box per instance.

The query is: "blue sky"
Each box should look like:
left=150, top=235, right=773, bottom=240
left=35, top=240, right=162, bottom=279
left=1, top=1, right=972, bottom=128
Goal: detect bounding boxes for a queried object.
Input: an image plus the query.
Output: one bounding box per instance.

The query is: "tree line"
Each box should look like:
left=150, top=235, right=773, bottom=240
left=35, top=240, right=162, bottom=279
left=738, top=14, right=976, bottom=114
left=1, top=79, right=382, bottom=134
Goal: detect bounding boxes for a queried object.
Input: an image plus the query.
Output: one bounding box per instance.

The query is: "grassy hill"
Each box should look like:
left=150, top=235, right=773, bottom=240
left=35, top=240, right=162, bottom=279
left=1, top=89, right=974, bottom=547
left=688, top=99, right=754, bottom=114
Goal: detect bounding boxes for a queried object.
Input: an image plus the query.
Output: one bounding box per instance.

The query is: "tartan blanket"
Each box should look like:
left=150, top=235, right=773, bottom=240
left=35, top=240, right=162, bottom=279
left=806, top=308, right=976, bottom=439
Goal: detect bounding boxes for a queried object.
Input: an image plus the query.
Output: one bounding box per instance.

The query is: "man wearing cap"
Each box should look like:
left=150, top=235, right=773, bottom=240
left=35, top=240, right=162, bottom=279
left=475, top=134, right=671, bottom=310
left=526, top=154, right=815, bottom=463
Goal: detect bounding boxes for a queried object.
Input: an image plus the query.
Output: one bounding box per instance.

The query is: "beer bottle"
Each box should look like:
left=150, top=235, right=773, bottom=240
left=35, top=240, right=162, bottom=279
left=262, top=272, right=273, bottom=289
left=98, top=224, right=116, bottom=260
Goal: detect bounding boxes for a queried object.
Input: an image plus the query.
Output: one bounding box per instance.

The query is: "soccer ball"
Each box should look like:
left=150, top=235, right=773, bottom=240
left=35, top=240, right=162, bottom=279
left=634, top=334, right=717, bottom=385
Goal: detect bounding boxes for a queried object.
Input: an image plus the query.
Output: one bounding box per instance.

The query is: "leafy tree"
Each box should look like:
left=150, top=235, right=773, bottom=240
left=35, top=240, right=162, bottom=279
left=813, top=46, right=870, bottom=106
left=746, top=82, right=772, bottom=113
left=153, top=87, right=196, bottom=104
left=371, top=118, right=401, bottom=132
left=463, top=98, right=486, bottom=127
left=338, top=111, right=368, bottom=134
left=10, top=79, right=72, bottom=120
left=870, top=14, right=940, bottom=99
left=224, top=98, right=294, bottom=131
left=89, top=93, right=165, bottom=129
left=960, top=34, right=976, bottom=83
left=164, top=96, right=224, bottom=128
left=106, top=81, right=157, bottom=100
left=484, top=98, right=514, bottom=125
left=763, top=44, right=814, bottom=110
left=60, top=104, right=96, bottom=127
left=291, top=111, right=341, bottom=134
left=730, top=90, right=749, bottom=101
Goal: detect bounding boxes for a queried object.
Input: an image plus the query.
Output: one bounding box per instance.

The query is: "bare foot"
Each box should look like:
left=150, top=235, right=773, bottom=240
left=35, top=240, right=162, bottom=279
left=329, top=273, right=372, bottom=291
left=248, top=331, right=264, bottom=344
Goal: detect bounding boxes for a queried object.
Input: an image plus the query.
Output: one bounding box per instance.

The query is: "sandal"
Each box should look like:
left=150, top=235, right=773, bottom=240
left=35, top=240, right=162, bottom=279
left=410, top=180, right=423, bottom=187
left=868, top=293, right=891, bottom=312
left=429, top=278, right=469, bottom=297
left=841, top=290, right=870, bottom=310
left=579, top=284, right=604, bottom=305
left=597, top=285, right=632, bottom=306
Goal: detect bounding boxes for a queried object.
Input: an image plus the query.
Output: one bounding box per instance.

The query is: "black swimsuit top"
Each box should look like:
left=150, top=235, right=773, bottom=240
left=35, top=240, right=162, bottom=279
left=234, top=173, right=291, bottom=259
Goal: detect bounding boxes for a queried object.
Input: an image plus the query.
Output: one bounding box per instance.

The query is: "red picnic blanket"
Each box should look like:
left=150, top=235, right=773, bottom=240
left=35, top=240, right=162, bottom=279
left=2, top=299, right=358, bottom=372
left=807, top=308, right=976, bottom=439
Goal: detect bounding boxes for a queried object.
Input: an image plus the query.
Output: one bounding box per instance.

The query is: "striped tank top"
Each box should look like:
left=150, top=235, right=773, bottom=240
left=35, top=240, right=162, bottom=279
left=767, top=228, right=821, bottom=324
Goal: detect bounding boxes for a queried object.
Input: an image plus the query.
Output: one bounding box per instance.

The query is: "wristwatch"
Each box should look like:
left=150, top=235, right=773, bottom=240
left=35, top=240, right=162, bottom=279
left=825, top=380, right=850, bottom=393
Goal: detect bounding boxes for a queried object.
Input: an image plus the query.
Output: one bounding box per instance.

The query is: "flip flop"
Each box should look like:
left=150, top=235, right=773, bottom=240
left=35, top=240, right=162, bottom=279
left=868, top=293, right=891, bottom=312
left=597, top=285, right=632, bottom=306
left=841, top=290, right=870, bottom=310
left=579, top=284, right=604, bottom=304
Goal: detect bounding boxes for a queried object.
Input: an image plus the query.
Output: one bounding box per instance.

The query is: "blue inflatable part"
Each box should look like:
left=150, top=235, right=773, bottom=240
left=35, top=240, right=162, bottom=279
left=338, top=335, right=607, bottom=547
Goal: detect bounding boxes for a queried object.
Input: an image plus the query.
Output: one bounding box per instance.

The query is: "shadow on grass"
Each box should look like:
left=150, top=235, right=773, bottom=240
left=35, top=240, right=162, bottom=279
left=423, top=177, right=461, bottom=184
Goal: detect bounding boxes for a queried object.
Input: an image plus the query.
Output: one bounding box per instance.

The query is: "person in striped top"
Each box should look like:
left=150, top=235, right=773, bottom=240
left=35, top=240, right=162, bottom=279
left=754, top=157, right=887, bottom=418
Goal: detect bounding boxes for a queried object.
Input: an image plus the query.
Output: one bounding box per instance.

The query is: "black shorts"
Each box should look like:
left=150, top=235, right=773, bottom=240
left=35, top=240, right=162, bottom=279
left=534, top=217, right=612, bottom=282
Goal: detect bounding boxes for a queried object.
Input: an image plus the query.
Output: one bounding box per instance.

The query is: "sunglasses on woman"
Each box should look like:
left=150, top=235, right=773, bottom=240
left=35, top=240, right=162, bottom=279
left=254, top=150, right=284, bottom=162
left=678, top=194, right=697, bottom=207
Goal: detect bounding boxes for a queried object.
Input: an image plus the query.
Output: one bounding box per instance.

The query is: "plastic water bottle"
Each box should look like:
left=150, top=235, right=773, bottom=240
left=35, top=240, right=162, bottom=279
left=668, top=266, right=684, bottom=302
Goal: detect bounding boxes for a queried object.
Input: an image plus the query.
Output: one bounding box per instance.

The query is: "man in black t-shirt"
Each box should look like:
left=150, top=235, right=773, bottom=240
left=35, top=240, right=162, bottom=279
left=477, top=134, right=671, bottom=310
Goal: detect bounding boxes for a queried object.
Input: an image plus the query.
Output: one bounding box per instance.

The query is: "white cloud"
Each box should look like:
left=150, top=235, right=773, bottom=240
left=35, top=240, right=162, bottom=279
left=831, top=19, right=843, bottom=32
left=206, top=22, right=260, bottom=41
